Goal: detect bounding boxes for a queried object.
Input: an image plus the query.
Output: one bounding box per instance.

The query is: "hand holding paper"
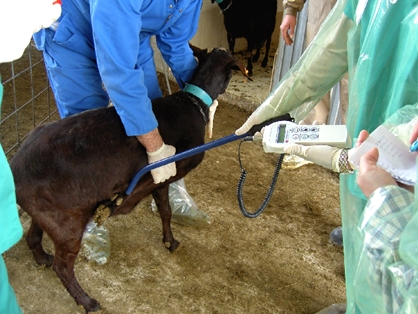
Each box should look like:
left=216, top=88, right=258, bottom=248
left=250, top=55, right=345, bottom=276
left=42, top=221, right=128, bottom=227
left=349, top=126, right=417, bottom=186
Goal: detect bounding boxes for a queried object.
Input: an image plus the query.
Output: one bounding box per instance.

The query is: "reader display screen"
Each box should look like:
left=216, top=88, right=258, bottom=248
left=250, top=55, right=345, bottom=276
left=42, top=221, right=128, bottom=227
left=277, top=124, right=286, bottom=143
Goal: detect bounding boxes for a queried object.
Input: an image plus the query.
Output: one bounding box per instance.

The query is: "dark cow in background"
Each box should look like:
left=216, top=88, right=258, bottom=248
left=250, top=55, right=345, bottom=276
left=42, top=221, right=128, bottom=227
left=212, top=0, right=277, bottom=76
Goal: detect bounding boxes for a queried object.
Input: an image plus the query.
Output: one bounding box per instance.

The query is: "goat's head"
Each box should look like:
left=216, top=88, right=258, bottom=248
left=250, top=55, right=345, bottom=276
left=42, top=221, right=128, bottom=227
left=189, top=44, right=252, bottom=100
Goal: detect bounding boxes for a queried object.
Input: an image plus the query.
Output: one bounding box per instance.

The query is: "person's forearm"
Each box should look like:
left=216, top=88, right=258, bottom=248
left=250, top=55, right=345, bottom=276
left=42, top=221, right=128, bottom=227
left=157, top=0, right=201, bottom=88
left=136, top=128, right=164, bottom=152
left=255, top=12, right=351, bottom=120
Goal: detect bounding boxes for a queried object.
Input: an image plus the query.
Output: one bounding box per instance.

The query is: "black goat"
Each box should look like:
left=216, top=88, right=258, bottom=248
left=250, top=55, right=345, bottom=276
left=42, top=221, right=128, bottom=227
left=10, top=46, right=250, bottom=313
left=212, top=0, right=277, bottom=76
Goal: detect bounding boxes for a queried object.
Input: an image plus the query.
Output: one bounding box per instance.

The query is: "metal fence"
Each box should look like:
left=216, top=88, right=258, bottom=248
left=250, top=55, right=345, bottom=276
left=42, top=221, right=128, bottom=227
left=0, top=43, right=177, bottom=161
left=0, top=43, right=59, bottom=159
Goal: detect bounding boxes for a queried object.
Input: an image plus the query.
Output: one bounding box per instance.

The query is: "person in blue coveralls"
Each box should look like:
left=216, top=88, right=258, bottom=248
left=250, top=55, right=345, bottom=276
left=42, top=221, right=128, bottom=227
left=33, top=0, right=204, bottom=185
left=0, top=1, right=62, bottom=312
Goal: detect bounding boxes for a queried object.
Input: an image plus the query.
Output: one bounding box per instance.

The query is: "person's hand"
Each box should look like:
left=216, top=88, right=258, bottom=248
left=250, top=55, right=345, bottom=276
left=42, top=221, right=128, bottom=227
left=356, top=147, right=397, bottom=198
left=356, top=130, right=369, bottom=147
left=137, top=128, right=177, bottom=184
left=356, top=127, right=415, bottom=195
left=282, top=129, right=370, bottom=172
left=280, top=15, right=297, bottom=46
left=283, top=144, right=348, bottom=172
left=147, top=143, right=177, bottom=184
left=235, top=111, right=263, bottom=136
left=409, top=122, right=418, bottom=148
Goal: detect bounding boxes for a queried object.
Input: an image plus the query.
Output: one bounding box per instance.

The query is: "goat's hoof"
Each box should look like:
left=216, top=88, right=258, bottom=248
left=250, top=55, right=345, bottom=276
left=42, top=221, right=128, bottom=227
left=84, top=298, right=101, bottom=313
left=34, top=253, right=54, bottom=267
left=164, top=240, right=180, bottom=252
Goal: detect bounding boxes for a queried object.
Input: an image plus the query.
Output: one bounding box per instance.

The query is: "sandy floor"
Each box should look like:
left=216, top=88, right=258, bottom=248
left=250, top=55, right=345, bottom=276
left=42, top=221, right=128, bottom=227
left=2, top=37, right=346, bottom=314
left=5, top=102, right=346, bottom=314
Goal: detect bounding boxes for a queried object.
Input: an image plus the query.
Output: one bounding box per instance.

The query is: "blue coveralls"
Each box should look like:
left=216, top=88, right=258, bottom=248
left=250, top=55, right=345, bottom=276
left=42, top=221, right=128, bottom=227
left=33, top=0, right=202, bottom=136
left=0, top=83, right=23, bottom=314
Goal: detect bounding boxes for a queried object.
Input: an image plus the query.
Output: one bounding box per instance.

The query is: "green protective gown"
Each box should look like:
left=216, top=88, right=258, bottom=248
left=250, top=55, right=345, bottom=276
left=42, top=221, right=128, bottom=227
left=0, top=82, right=23, bottom=314
left=342, top=2, right=418, bottom=313
left=349, top=104, right=418, bottom=314
left=247, top=0, right=418, bottom=312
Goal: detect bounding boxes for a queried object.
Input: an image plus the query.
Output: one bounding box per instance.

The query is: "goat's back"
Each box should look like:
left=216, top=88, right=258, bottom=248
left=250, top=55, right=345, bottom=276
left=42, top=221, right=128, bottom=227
left=10, top=107, right=145, bottom=212
left=10, top=93, right=208, bottom=214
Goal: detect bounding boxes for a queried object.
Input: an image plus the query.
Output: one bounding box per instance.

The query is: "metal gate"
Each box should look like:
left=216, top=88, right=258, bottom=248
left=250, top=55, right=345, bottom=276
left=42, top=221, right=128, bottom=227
left=0, top=44, right=58, bottom=158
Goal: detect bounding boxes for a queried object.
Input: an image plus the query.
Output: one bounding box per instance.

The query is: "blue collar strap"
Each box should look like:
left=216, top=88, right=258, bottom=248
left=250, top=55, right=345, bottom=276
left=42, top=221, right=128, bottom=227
left=183, top=84, right=213, bottom=107
left=216, top=0, right=224, bottom=3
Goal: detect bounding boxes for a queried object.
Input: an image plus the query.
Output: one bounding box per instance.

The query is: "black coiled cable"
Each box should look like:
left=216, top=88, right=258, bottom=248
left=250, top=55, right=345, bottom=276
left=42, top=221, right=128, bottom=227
left=236, top=139, right=285, bottom=218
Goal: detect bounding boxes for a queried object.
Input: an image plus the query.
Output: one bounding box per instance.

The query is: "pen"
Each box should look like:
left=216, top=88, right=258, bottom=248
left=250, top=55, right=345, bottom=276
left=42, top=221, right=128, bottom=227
left=410, top=139, right=418, bottom=152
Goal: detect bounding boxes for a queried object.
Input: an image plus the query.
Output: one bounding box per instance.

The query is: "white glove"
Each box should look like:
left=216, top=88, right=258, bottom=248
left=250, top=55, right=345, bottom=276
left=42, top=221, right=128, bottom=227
left=147, top=143, right=177, bottom=184
left=235, top=111, right=264, bottom=135
left=0, top=0, right=62, bottom=63
left=283, top=143, right=354, bottom=173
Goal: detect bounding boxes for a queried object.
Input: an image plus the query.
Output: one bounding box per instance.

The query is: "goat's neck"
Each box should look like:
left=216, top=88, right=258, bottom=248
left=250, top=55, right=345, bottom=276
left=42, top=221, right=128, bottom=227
left=185, top=93, right=209, bottom=125
left=183, top=84, right=212, bottom=107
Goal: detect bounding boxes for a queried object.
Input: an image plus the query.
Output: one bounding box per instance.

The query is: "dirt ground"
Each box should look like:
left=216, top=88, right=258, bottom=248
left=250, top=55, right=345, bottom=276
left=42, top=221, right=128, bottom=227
left=4, top=104, right=345, bottom=314
left=2, top=38, right=345, bottom=313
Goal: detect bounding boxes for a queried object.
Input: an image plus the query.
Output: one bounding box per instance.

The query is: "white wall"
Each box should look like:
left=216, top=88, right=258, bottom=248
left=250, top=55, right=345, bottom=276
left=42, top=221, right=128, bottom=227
left=191, top=1, right=283, bottom=51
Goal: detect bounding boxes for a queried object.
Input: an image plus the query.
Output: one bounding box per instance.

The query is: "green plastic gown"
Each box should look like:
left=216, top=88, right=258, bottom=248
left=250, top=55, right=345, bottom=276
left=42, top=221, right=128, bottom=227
left=342, top=2, right=418, bottom=313
left=245, top=0, right=418, bottom=312
left=0, top=82, right=23, bottom=314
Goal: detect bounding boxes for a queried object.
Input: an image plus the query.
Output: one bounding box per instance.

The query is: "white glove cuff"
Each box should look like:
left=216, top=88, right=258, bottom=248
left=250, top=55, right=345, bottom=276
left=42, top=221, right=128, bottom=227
left=147, top=143, right=165, bottom=156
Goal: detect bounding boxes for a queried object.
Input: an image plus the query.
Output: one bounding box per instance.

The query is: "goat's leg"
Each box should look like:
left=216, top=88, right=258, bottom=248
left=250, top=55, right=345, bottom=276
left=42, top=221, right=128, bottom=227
left=26, top=219, right=54, bottom=267
left=252, top=47, right=261, bottom=62
left=261, top=37, right=272, bottom=68
left=52, top=235, right=101, bottom=312
left=245, top=39, right=254, bottom=76
left=246, top=51, right=253, bottom=76
left=151, top=185, right=179, bottom=252
left=227, top=33, right=235, bottom=54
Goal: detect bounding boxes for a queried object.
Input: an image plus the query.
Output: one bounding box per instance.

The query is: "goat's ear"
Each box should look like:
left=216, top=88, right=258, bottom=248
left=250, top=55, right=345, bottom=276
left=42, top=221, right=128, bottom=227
left=230, top=61, right=253, bottom=81
left=189, top=43, right=208, bottom=63
left=189, top=43, right=201, bottom=55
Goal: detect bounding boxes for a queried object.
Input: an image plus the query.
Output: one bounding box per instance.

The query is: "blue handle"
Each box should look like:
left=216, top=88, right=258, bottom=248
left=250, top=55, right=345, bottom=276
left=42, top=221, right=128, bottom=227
left=125, top=133, right=248, bottom=194
left=125, top=113, right=294, bottom=195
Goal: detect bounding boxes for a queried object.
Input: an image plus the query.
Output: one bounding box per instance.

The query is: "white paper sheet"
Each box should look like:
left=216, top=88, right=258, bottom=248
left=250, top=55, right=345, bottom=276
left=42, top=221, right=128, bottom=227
left=349, top=126, right=417, bottom=186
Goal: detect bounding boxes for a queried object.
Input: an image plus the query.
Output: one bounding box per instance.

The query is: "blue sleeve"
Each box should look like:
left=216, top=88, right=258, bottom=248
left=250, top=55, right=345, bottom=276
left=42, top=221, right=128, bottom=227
left=156, top=0, right=201, bottom=88
left=90, top=0, right=157, bottom=137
